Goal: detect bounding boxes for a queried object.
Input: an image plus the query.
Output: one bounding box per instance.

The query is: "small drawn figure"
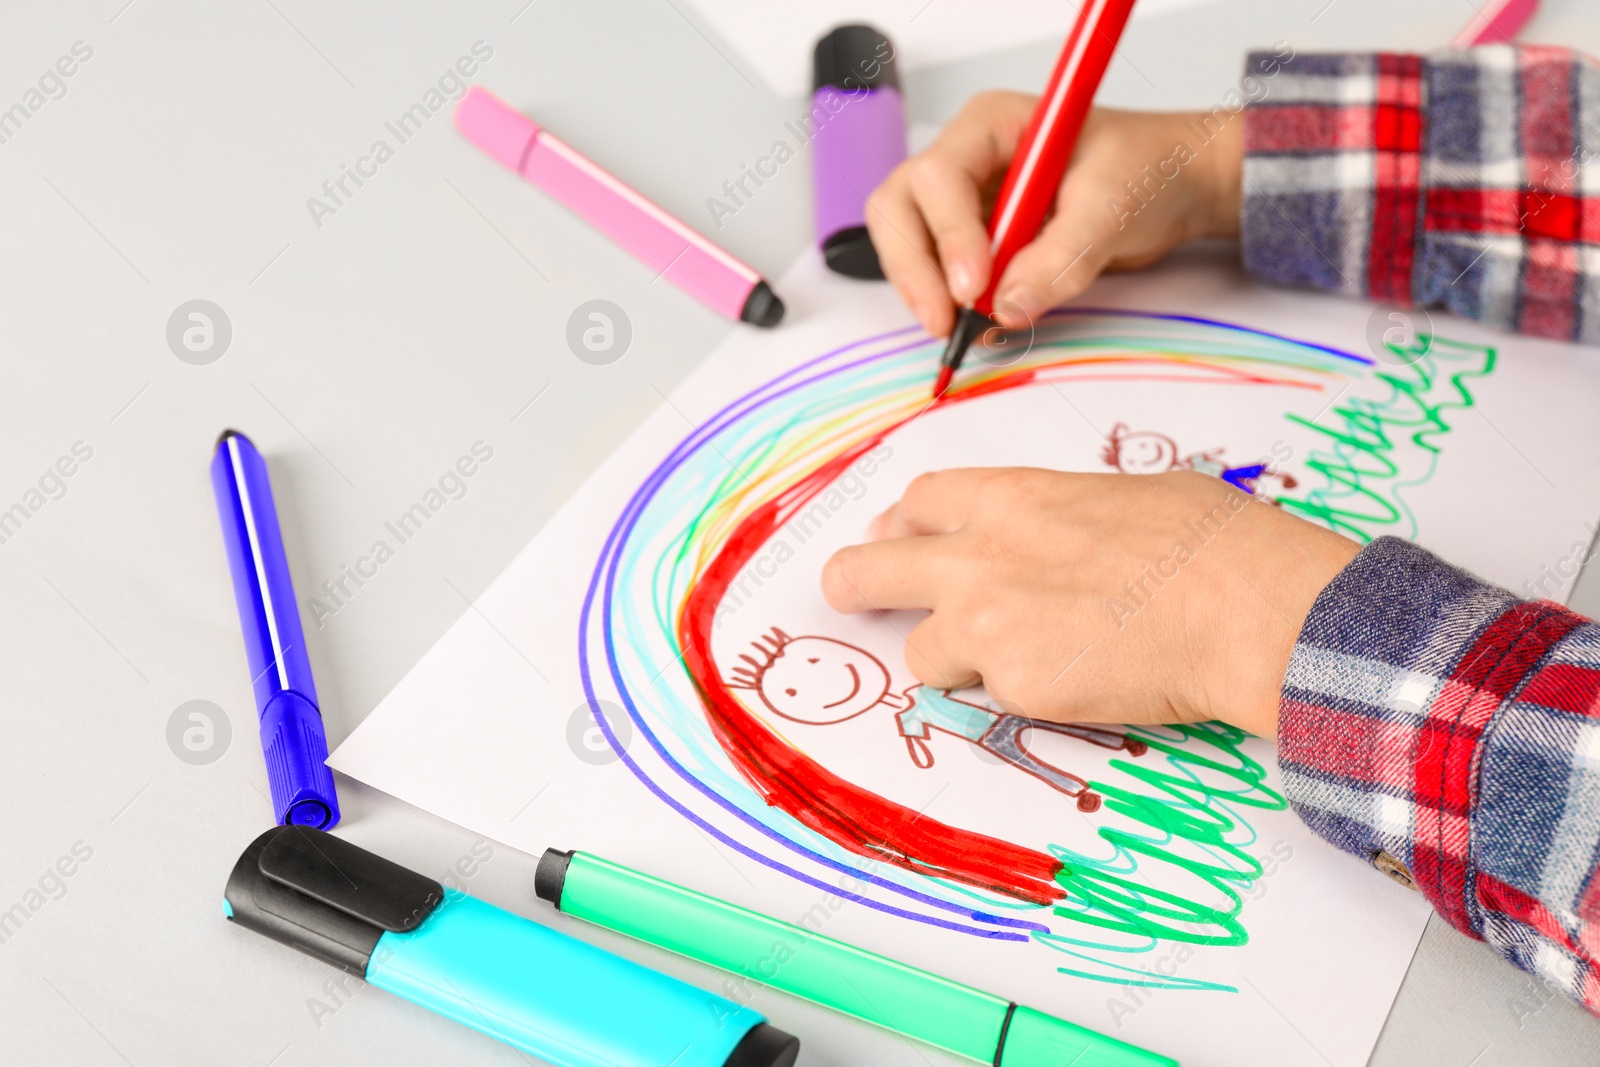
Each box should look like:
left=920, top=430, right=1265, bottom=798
left=1100, top=424, right=1182, bottom=475
left=1101, top=422, right=1298, bottom=501
left=727, top=629, right=1147, bottom=813
left=1185, top=452, right=1299, bottom=498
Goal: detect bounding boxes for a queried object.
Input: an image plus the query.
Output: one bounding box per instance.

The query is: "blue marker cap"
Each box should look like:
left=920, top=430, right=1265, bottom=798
left=210, top=430, right=340, bottom=829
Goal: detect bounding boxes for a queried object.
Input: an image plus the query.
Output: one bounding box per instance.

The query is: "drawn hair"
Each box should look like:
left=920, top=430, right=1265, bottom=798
left=1100, top=421, right=1130, bottom=467
left=670, top=318, right=1365, bottom=908
left=726, top=627, right=791, bottom=690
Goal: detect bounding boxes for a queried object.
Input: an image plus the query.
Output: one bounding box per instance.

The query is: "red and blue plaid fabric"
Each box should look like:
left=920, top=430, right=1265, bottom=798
left=1279, top=537, right=1600, bottom=1015
left=1242, top=46, right=1600, bottom=343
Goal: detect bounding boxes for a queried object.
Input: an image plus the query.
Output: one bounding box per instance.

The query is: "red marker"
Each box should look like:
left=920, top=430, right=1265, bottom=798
left=932, top=0, right=1138, bottom=398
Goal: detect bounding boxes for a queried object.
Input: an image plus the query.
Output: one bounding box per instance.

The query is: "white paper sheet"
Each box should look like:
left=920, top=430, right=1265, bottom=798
left=331, top=246, right=1600, bottom=1067
left=680, top=0, right=1224, bottom=97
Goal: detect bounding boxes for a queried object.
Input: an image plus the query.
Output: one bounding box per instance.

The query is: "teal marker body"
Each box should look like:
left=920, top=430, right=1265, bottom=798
left=367, top=894, right=764, bottom=1066
left=535, top=849, right=1177, bottom=1067
left=226, top=827, right=799, bottom=1067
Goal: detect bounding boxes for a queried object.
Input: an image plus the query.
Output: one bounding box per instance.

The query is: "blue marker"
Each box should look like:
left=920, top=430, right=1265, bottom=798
left=210, top=430, right=340, bottom=829
left=226, top=826, right=800, bottom=1067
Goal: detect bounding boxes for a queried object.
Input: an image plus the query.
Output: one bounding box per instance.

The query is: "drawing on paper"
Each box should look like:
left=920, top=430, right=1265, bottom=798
left=726, top=627, right=1147, bottom=812
left=576, top=309, right=1495, bottom=990
left=1101, top=422, right=1300, bottom=499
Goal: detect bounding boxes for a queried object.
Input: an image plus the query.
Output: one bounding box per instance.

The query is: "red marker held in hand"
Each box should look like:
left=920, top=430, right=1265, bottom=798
left=933, top=0, right=1139, bottom=398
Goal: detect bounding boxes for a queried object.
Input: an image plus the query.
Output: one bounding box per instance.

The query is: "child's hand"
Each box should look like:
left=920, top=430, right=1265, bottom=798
left=820, top=469, right=1358, bottom=740
left=867, top=97, right=1243, bottom=336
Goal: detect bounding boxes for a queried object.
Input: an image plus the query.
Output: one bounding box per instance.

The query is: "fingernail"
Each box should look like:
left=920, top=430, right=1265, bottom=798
left=949, top=262, right=973, bottom=301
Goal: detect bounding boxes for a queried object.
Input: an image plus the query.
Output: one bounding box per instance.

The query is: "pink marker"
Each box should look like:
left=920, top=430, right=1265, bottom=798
left=1452, top=0, right=1539, bottom=46
left=455, top=86, right=784, bottom=328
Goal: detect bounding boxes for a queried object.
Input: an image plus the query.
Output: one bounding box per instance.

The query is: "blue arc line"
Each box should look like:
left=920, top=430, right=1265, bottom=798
left=583, top=328, right=1043, bottom=937
left=1047, top=307, right=1374, bottom=365
left=576, top=311, right=1359, bottom=939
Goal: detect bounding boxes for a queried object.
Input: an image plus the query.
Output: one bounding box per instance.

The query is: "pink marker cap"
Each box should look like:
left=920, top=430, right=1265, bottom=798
left=455, top=86, right=541, bottom=173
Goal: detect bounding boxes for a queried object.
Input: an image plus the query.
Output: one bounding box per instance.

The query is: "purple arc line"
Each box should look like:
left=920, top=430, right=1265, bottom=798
left=578, top=311, right=1364, bottom=939
left=581, top=325, right=1042, bottom=937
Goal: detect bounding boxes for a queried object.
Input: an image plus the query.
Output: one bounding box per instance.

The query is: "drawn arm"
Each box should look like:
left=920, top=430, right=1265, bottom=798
left=895, top=704, right=935, bottom=769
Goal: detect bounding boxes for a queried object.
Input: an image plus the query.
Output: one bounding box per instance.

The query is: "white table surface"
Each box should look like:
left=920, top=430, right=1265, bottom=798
left=3, top=1, right=1598, bottom=1064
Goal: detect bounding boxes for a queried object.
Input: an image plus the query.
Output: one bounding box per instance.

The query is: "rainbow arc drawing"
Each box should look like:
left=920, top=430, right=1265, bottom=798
left=578, top=309, right=1494, bottom=988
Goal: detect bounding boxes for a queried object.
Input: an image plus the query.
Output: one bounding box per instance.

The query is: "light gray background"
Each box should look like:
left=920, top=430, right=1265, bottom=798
left=2, top=1, right=1598, bottom=1064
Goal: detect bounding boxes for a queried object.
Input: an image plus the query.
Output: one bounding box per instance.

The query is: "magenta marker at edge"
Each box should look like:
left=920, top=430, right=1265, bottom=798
left=455, top=86, right=784, bottom=327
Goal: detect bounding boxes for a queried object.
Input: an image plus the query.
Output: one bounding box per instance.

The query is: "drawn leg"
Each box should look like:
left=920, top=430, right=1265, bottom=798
left=1024, top=719, right=1147, bottom=757
left=979, top=716, right=1103, bottom=812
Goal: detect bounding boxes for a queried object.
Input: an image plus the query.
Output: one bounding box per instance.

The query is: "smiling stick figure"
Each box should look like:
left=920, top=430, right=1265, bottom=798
left=727, top=629, right=1146, bottom=813
left=1101, top=422, right=1299, bottom=501
left=1101, top=423, right=1183, bottom=475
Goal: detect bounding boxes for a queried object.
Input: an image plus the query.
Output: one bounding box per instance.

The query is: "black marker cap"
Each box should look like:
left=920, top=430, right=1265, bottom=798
left=740, top=281, right=785, bottom=328
left=822, top=226, right=885, bottom=280
left=534, top=847, right=572, bottom=908
left=813, top=24, right=898, bottom=93
left=725, top=1022, right=801, bottom=1067
left=224, top=825, right=444, bottom=975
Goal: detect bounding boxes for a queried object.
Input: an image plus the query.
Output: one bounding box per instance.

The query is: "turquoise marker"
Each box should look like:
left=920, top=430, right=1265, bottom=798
left=225, top=827, right=799, bottom=1067
left=535, top=849, right=1178, bottom=1067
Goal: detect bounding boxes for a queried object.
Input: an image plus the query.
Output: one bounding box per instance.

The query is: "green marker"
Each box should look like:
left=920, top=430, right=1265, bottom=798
left=534, top=850, right=1176, bottom=1067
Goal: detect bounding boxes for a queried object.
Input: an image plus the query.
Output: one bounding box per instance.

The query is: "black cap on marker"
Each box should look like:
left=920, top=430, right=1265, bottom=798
left=725, top=1024, right=800, bottom=1067
left=740, top=280, right=786, bottom=328
left=810, top=25, right=906, bottom=281
left=229, top=830, right=801, bottom=1067
left=813, top=24, right=899, bottom=92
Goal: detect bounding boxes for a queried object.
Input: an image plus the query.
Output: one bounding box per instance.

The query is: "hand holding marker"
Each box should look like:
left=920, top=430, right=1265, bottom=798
left=934, top=0, right=1140, bottom=397
left=223, top=22, right=1162, bottom=1067
left=456, top=86, right=784, bottom=327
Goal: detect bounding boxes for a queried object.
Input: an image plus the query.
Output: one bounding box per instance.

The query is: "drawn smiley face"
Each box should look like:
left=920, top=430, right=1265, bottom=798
left=1107, top=427, right=1180, bottom=475
left=756, top=636, right=892, bottom=725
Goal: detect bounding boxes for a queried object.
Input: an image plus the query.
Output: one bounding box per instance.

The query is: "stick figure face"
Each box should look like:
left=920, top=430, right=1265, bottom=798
left=736, top=634, right=892, bottom=725
left=1102, top=422, right=1180, bottom=475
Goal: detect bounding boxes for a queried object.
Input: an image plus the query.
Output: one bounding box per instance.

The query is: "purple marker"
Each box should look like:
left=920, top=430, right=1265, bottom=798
left=810, top=25, right=906, bottom=280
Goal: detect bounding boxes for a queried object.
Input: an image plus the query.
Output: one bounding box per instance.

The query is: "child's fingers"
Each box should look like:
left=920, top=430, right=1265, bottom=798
left=902, top=96, right=1023, bottom=301
left=821, top=535, right=950, bottom=613
left=865, top=169, right=955, bottom=338
left=990, top=207, right=1111, bottom=328
left=906, top=156, right=991, bottom=304
left=868, top=91, right=1036, bottom=336
left=872, top=468, right=1004, bottom=539
left=904, top=615, right=982, bottom=691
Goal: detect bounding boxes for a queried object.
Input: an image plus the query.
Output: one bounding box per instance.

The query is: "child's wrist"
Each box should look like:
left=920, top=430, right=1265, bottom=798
left=1182, top=112, right=1243, bottom=239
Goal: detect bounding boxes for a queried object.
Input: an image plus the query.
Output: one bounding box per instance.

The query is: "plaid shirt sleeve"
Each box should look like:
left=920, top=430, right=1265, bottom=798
left=1241, top=46, right=1600, bottom=344
left=1279, top=536, right=1600, bottom=1014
